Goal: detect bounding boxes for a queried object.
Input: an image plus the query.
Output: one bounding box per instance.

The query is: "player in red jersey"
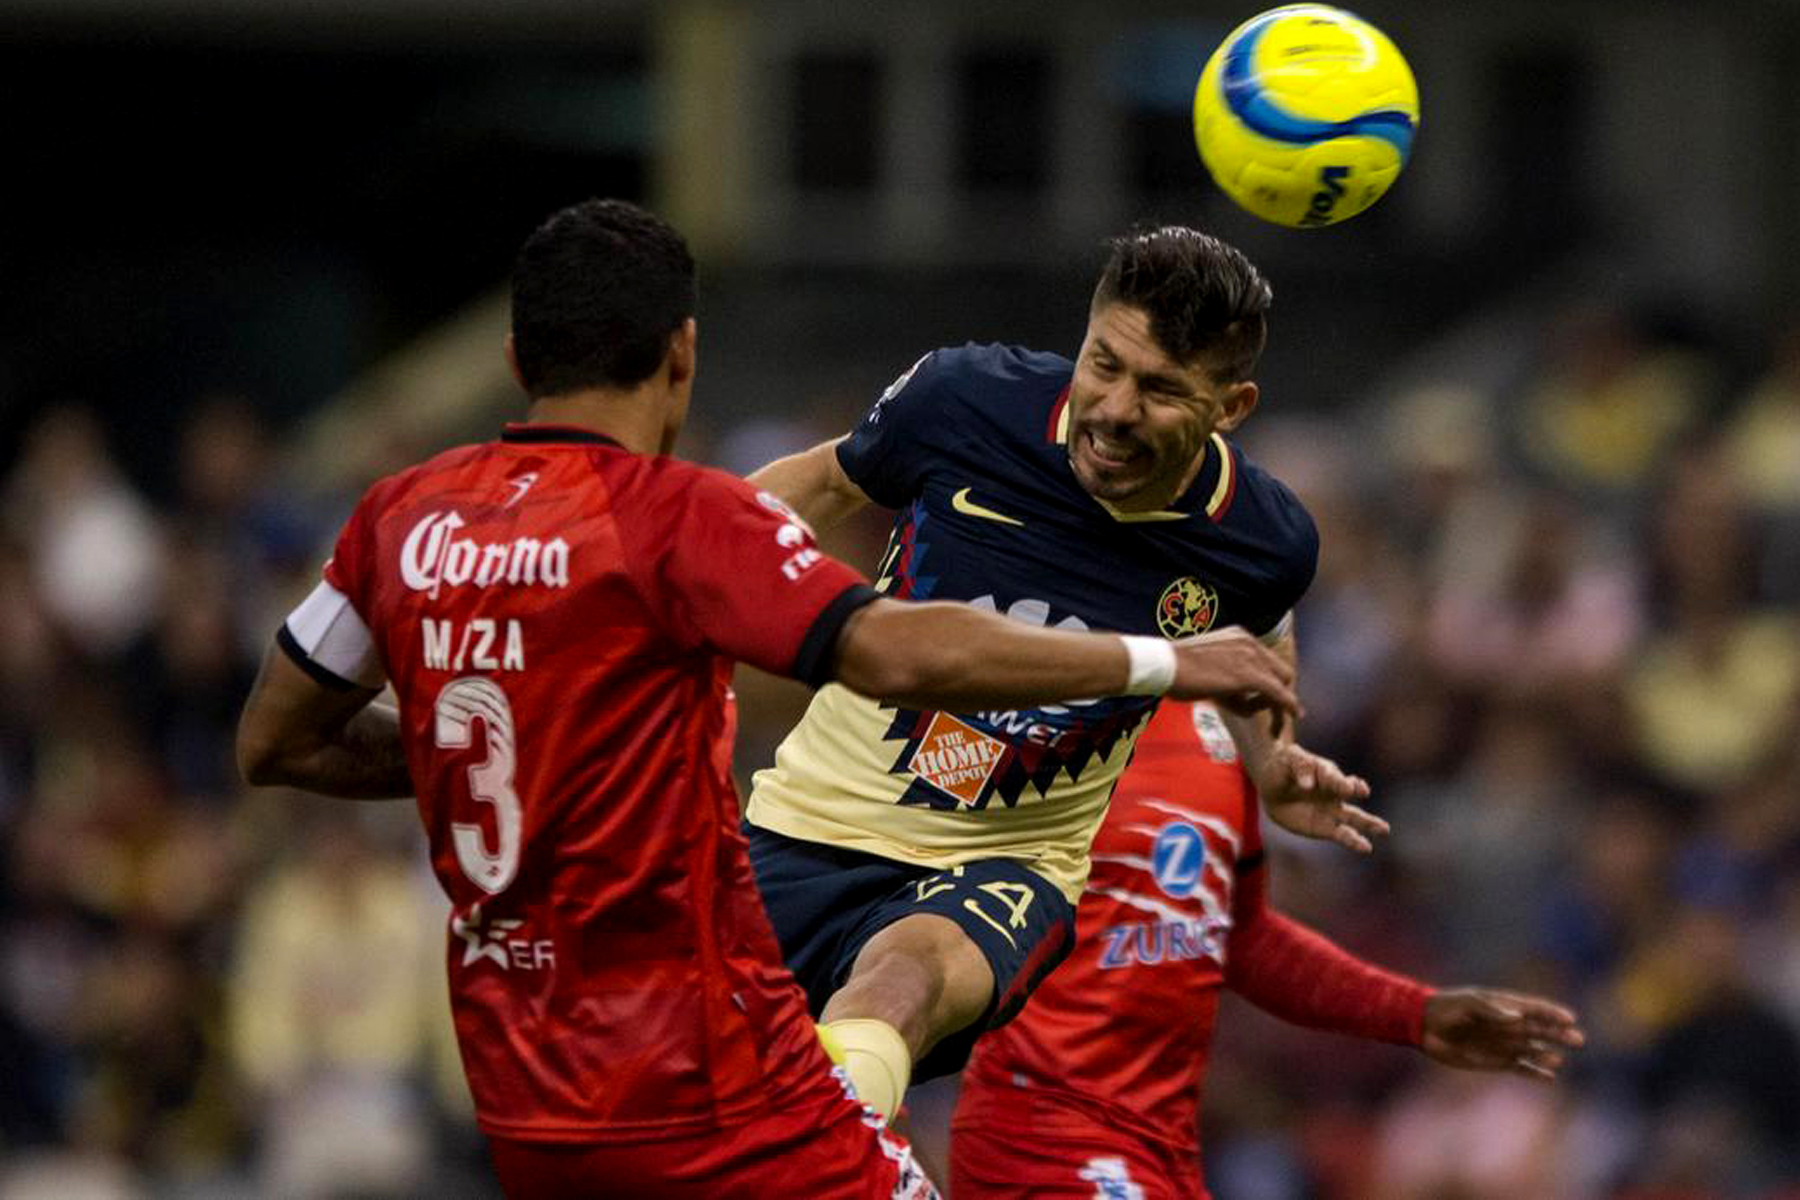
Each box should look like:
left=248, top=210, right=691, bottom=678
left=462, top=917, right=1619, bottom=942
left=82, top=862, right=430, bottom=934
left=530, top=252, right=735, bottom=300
left=234, top=199, right=1311, bottom=1198
left=950, top=699, right=1586, bottom=1200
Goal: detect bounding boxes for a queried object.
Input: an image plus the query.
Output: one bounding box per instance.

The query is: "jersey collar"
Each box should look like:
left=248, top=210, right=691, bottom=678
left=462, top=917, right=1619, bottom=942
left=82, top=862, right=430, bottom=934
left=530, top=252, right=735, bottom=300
left=500, top=423, right=623, bottom=447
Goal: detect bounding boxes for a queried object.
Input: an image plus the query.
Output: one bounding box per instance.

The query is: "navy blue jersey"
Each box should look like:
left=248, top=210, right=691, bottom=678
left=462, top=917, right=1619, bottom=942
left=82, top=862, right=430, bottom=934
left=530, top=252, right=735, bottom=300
left=746, top=343, right=1316, bottom=901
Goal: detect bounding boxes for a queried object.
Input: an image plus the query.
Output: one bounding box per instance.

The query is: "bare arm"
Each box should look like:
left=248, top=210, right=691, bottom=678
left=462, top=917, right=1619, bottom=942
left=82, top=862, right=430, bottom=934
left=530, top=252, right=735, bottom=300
left=749, top=437, right=872, bottom=532
left=236, top=643, right=412, bottom=799
left=1218, top=624, right=1387, bottom=853
left=832, top=598, right=1302, bottom=717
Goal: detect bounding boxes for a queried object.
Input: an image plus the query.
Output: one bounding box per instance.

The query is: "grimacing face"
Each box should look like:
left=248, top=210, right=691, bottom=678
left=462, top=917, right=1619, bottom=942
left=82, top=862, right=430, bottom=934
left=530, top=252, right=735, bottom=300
left=1066, top=302, right=1258, bottom=511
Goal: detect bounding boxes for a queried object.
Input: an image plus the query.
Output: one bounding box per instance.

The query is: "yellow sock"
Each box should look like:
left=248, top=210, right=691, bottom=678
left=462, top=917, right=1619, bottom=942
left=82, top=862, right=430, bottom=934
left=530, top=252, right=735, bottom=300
left=816, top=1022, right=847, bottom=1065
left=816, top=1018, right=911, bottom=1120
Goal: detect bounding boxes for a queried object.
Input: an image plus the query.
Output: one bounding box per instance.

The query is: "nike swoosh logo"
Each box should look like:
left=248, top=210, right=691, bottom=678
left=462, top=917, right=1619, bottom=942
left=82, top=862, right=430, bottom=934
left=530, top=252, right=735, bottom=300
left=951, top=487, right=1024, bottom=527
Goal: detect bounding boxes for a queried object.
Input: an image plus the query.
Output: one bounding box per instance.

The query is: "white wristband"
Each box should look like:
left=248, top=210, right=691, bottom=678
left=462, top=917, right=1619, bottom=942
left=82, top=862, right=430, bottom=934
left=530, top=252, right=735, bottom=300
left=1121, top=635, right=1177, bottom=696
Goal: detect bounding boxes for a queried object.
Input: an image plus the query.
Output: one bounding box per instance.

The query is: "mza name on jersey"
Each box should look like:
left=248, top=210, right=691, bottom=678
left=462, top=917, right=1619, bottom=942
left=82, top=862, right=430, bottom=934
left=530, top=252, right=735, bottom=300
left=1098, top=914, right=1230, bottom=969
left=424, top=618, right=526, bottom=672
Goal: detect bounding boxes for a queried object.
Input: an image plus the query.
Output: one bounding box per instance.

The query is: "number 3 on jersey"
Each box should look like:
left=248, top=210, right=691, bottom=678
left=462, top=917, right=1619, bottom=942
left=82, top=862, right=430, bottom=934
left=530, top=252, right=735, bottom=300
left=435, top=676, right=522, bottom=894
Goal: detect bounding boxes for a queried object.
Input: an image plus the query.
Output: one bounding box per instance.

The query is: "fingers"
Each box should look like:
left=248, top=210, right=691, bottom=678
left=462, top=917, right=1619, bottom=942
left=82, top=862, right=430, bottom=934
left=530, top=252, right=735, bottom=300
left=1481, top=992, right=1585, bottom=1047
left=1509, top=1051, right=1562, bottom=1082
left=1259, top=749, right=1386, bottom=854
left=1256, top=679, right=1303, bottom=724
left=1426, top=989, right=1586, bottom=1080
left=1467, top=994, right=1523, bottom=1022
left=1173, top=630, right=1303, bottom=722
left=1327, top=803, right=1391, bottom=853
left=1279, top=746, right=1371, bottom=802
left=1220, top=687, right=1302, bottom=725
left=1322, top=763, right=1371, bottom=803
left=1508, top=996, right=1583, bottom=1031
left=1512, top=1035, right=1576, bottom=1080
left=1438, top=1034, right=1573, bottom=1081
left=1293, top=802, right=1381, bottom=854
left=1340, top=803, right=1390, bottom=840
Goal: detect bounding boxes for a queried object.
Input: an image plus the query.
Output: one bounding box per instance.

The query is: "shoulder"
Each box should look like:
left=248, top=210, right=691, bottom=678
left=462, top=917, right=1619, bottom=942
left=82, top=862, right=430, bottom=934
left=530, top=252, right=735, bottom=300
left=333, top=444, right=492, bottom=544
left=624, top=453, right=756, bottom=510
left=929, top=342, right=1072, bottom=397
left=638, top=457, right=813, bottom=538
left=883, top=343, right=1072, bottom=416
left=353, top=441, right=495, bottom=509
left=1220, top=445, right=1319, bottom=587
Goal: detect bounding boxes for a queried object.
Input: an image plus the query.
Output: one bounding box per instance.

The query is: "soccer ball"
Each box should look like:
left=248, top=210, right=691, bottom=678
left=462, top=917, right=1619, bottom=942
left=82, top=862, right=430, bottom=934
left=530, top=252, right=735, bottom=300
left=1192, top=5, right=1419, bottom=228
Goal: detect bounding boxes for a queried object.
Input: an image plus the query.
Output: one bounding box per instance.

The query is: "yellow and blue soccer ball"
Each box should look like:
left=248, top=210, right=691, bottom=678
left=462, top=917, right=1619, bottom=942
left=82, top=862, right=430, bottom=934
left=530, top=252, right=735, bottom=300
left=1193, top=5, right=1419, bottom=228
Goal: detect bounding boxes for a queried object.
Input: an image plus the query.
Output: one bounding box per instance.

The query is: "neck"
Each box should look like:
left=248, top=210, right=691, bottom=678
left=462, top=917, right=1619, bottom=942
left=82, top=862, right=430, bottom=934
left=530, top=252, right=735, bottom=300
left=524, top=386, right=671, bottom=456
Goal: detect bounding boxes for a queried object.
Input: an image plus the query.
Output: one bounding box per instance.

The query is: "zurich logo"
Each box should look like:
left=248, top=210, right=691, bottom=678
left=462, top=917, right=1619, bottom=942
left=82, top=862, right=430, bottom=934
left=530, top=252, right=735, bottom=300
left=1150, top=822, right=1208, bottom=899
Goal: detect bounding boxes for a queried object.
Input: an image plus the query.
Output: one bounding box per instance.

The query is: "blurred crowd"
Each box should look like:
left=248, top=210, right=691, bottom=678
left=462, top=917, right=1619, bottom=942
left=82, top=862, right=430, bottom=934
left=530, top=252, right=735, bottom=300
left=0, top=299, right=1797, bottom=1198
left=1196, top=304, right=1800, bottom=1199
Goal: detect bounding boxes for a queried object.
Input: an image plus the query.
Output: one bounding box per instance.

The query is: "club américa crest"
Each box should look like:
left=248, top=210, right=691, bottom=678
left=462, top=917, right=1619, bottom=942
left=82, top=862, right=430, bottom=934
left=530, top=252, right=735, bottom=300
left=1156, top=577, right=1219, bottom=638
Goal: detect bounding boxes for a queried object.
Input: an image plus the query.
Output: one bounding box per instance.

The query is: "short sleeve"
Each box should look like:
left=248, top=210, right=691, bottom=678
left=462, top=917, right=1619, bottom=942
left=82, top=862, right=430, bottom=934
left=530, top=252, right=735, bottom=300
left=639, top=469, right=877, bottom=683
left=1271, top=500, right=1320, bottom=629
left=834, top=350, right=952, bottom=508
left=320, top=486, right=379, bottom=617
left=1232, top=465, right=1320, bottom=638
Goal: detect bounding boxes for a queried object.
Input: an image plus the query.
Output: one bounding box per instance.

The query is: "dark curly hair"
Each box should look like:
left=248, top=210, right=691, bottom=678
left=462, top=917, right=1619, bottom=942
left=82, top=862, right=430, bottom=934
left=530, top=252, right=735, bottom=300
left=510, top=199, right=697, bottom=398
left=1092, top=226, right=1272, bottom=382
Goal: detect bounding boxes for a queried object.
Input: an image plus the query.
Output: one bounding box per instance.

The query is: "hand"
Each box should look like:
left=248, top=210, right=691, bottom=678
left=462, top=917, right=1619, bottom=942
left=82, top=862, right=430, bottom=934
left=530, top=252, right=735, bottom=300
left=1420, top=988, right=1585, bottom=1081
left=1168, top=627, right=1301, bottom=730
left=1251, top=742, right=1387, bottom=853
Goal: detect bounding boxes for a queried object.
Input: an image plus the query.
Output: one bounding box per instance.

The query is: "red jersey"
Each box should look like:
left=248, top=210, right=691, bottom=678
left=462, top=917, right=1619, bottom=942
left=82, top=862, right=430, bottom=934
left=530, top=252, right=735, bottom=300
left=296, top=424, right=878, bottom=1143
left=959, top=699, right=1258, bottom=1153
left=957, top=701, right=1432, bottom=1185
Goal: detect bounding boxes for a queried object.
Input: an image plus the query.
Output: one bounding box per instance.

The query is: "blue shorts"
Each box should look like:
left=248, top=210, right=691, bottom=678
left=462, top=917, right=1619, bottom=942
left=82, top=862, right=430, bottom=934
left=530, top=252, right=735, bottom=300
left=745, top=823, right=1076, bottom=1082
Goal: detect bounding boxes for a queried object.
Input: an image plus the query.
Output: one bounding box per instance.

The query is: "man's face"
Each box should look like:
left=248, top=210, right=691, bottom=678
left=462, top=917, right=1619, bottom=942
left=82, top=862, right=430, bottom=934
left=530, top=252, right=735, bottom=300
left=1066, top=303, right=1256, bottom=511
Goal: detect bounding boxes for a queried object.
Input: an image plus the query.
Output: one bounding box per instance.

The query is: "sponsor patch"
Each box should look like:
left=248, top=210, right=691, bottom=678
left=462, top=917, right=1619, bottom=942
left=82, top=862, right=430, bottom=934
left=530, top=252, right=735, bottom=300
left=400, top=510, right=571, bottom=597
left=907, top=712, right=1008, bottom=806
left=1190, top=705, right=1239, bottom=762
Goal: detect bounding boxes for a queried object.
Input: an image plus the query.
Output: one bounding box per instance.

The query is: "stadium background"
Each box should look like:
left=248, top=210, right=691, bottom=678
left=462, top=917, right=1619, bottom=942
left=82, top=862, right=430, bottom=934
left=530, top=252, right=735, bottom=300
left=2, top=0, right=1798, bottom=1195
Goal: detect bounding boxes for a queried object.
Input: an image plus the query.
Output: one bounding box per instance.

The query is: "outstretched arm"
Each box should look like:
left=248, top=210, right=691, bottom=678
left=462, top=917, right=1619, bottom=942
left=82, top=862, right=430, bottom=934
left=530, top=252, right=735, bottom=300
left=1226, top=862, right=1583, bottom=1080
left=1225, top=860, right=1432, bottom=1046
left=749, top=436, right=872, bottom=532
left=833, top=602, right=1303, bottom=718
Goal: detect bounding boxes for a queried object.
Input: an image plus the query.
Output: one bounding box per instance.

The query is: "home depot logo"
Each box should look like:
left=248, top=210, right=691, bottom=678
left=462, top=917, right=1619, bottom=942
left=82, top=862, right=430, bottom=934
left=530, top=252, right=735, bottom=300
left=907, top=712, right=1008, bottom=807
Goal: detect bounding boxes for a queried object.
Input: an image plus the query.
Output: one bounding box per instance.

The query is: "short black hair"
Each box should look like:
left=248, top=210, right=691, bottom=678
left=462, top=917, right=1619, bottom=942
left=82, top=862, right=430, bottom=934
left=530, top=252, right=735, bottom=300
left=510, top=198, right=697, bottom=397
left=1092, top=226, right=1272, bottom=382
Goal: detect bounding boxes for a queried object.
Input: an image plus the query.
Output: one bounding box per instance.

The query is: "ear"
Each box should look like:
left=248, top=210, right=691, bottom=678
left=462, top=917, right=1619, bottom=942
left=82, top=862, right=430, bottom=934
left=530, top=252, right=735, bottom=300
left=666, top=318, right=698, bottom=386
left=503, top=333, right=527, bottom=393
left=1214, top=380, right=1259, bottom=433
